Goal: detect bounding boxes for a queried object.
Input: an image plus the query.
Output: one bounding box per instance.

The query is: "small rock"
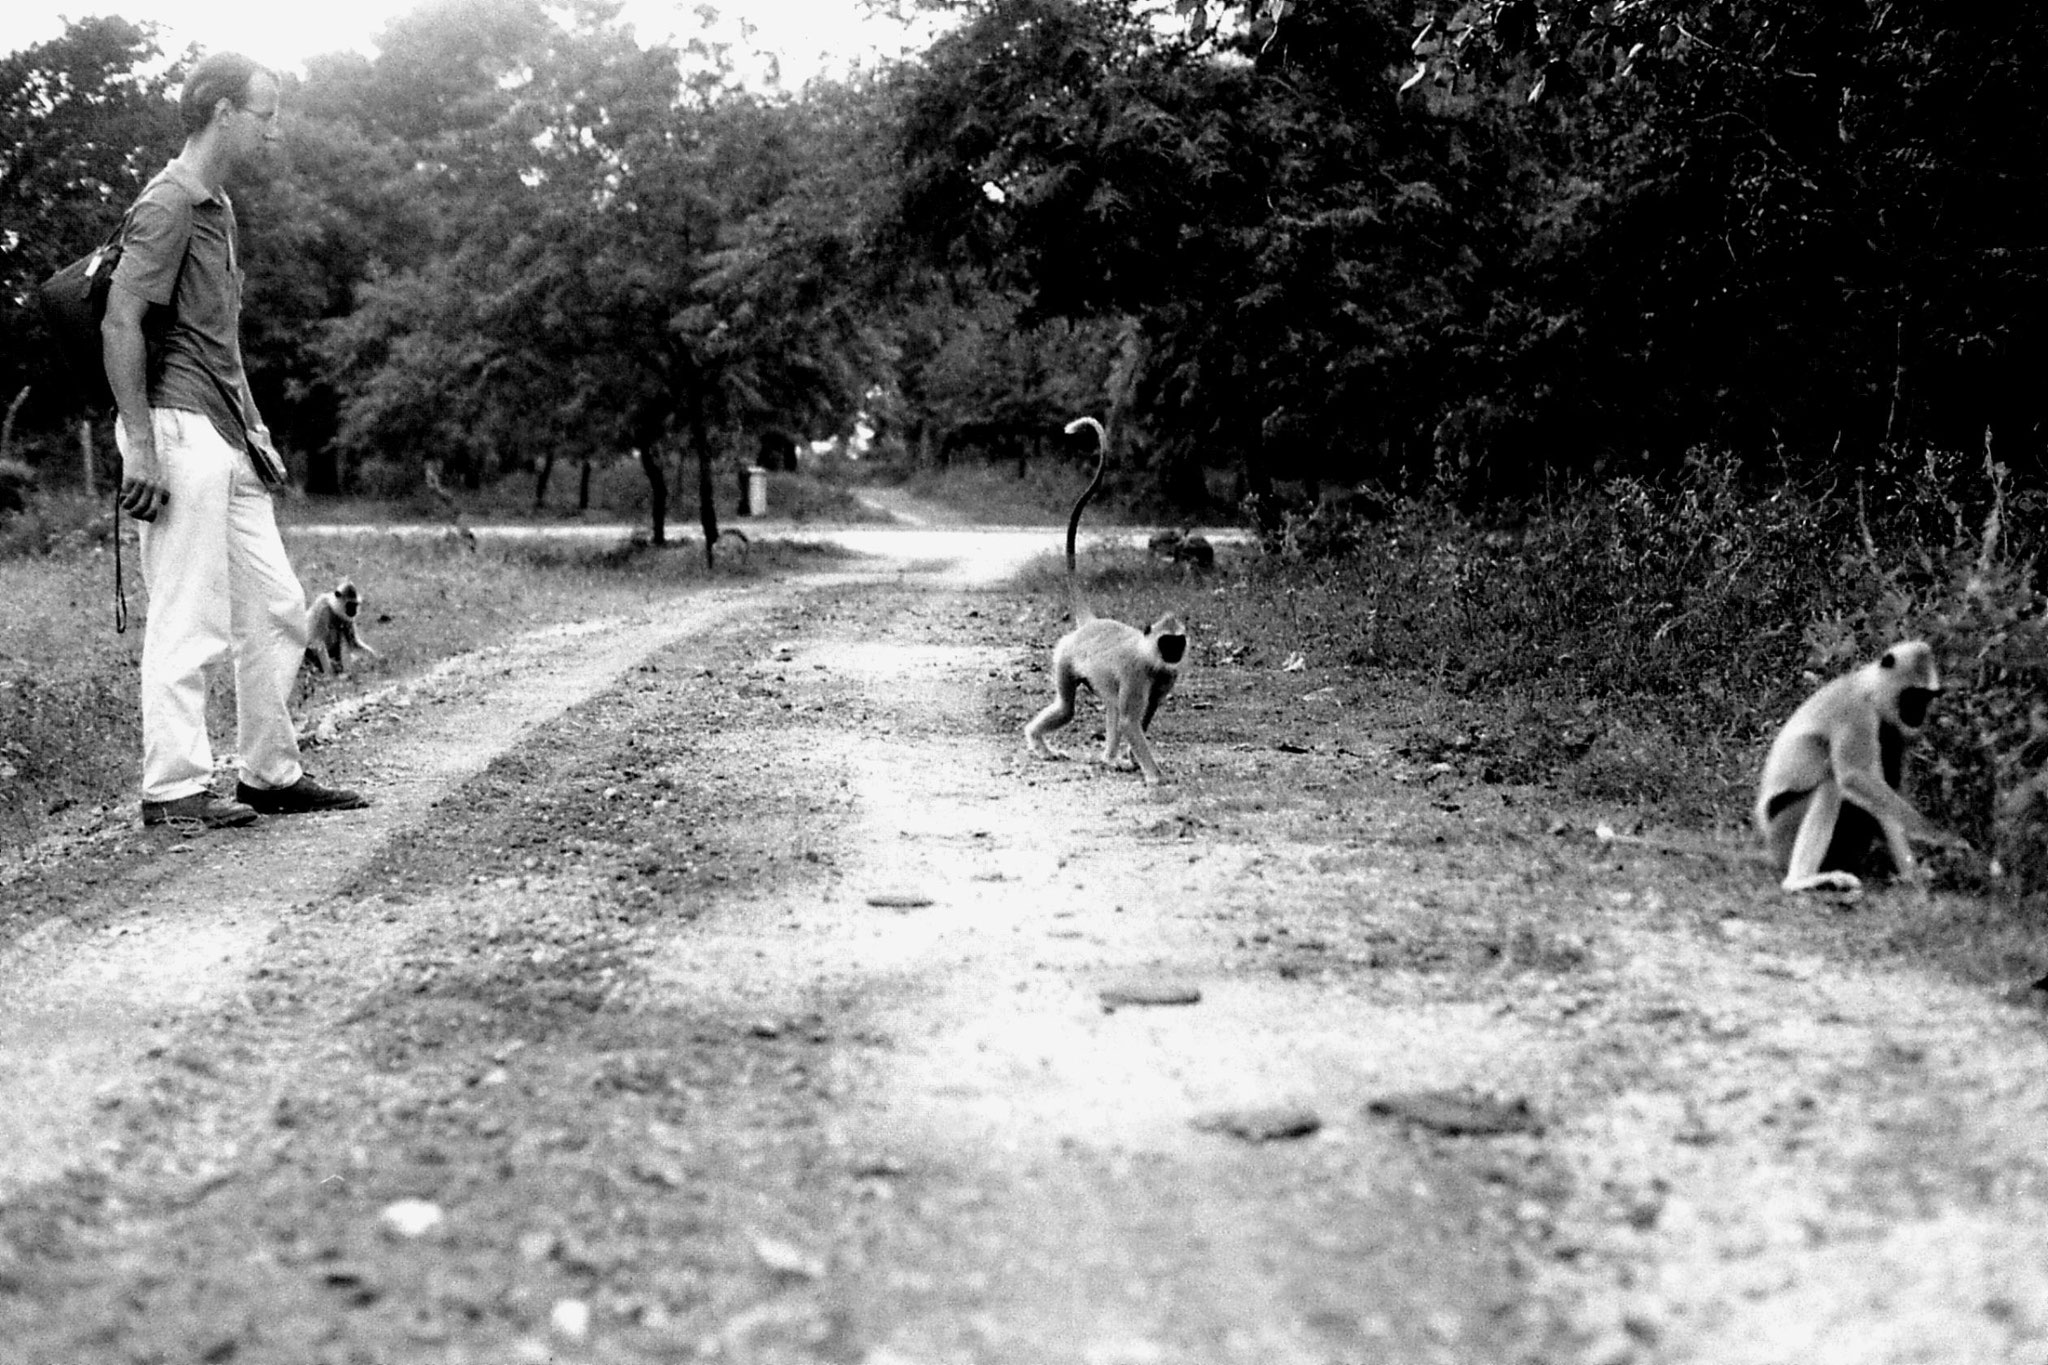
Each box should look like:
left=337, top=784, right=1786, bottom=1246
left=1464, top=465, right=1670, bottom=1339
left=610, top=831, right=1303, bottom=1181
left=753, top=1234, right=825, bottom=1279
left=865, top=891, right=935, bottom=909
left=1366, top=1089, right=1543, bottom=1137
left=550, top=1298, right=591, bottom=1341
left=1099, top=981, right=1202, bottom=1010
left=379, top=1199, right=445, bottom=1238
left=1190, top=1105, right=1322, bottom=1142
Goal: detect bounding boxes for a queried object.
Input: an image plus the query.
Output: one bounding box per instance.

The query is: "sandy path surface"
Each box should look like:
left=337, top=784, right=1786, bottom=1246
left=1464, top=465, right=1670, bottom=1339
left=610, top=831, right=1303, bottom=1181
left=2, top=523, right=2047, bottom=1363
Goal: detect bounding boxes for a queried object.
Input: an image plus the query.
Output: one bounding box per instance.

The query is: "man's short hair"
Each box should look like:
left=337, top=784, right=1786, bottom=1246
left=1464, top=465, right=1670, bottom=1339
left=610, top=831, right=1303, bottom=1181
left=179, top=52, right=272, bottom=137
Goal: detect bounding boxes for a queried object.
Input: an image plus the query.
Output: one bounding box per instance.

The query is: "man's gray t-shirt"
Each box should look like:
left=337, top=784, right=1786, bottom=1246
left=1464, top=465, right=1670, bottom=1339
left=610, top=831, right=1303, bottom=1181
left=108, top=160, right=256, bottom=457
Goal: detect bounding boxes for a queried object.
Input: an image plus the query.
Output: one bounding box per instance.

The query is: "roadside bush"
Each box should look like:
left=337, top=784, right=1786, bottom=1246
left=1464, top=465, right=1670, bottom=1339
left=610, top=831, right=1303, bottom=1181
left=898, top=457, right=1139, bottom=526
left=760, top=470, right=893, bottom=523
left=1810, top=451, right=2048, bottom=897
left=0, top=458, right=34, bottom=517
left=1221, top=445, right=2048, bottom=894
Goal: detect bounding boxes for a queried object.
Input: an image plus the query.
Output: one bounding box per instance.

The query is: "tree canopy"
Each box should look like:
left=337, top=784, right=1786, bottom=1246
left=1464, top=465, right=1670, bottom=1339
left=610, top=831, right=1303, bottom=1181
left=1, top=0, right=2040, bottom=518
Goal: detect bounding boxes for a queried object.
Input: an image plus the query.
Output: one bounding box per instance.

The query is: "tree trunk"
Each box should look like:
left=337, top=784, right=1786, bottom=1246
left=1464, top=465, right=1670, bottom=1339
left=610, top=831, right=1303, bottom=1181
left=1, top=386, right=28, bottom=464
left=79, top=417, right=96, bottom=497
left=578, top=457, right=593, bottom=512
left=1884, top=314, right=1908, bottom=449
left=305, top=447, right=340, bottom=496
left=638, top=445, right=669, bottom=545
left=691, top=394, right=720, bottom=570
left=533, top=450, right=556, bottom=511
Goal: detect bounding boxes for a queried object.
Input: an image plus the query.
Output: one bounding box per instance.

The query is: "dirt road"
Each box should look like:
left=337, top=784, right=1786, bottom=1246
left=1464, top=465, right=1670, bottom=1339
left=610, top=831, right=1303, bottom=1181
left=3, top=529, right=2048, bottom=1364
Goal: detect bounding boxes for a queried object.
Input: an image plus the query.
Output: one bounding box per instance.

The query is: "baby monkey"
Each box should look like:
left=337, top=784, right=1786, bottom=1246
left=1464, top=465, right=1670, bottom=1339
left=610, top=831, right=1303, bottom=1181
left=1024, top=417, right=1188, bottom=785
left=1755, top=640, right=1963, bottom=893
left=304, top=578, right=381, bottom=675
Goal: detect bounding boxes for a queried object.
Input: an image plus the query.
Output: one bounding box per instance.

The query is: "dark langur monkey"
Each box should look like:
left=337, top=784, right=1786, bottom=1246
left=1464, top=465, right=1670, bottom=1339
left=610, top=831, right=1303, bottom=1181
left=304, top=579, right=381, bottom=675
left=1148, top=527, right=1216, bottom=570
left=1755, top=640, right=1961, bottom=893
left=1024, top=417, right=1188, bottom=785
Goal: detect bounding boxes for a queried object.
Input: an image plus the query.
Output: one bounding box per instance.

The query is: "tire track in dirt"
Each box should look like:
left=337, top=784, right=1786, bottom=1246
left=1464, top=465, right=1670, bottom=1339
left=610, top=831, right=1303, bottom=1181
left=0, top=592, right=772, bottom=1199
left=635, top=624, right=1549, bottom=1363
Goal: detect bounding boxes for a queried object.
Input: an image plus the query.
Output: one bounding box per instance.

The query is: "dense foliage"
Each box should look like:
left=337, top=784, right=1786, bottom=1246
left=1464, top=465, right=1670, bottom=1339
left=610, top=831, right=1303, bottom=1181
left=4, top=1, right=2042, bottom=504
left=1, top=1, right=2041, bottom=887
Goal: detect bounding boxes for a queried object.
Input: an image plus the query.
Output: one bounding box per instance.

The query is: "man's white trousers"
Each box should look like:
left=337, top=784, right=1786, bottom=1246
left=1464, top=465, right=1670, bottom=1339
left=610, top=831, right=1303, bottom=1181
left=119, top=407, right=306, bottom=803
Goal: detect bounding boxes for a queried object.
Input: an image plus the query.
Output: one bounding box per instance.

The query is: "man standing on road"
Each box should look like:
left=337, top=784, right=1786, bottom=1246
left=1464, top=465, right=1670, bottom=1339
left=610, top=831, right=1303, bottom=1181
left=104, top=51, right=367, bottom=830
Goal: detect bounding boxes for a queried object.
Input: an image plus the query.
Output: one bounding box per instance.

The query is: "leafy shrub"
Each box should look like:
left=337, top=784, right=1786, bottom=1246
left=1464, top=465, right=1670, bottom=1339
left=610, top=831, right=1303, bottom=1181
left=898, top=457, right=1136, bottom=526
left=760, top=471, right=894, bottom=523
left=1217, top=443, right=2048, bottom=887
left=0, top=458, right=34, bottom=517
left=1809, top=450, right=2048, bottom=896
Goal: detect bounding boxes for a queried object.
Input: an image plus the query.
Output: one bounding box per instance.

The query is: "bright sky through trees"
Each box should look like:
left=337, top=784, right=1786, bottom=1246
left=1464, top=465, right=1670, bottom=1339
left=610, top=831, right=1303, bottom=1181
left=0, top=1, right=937, bottom=84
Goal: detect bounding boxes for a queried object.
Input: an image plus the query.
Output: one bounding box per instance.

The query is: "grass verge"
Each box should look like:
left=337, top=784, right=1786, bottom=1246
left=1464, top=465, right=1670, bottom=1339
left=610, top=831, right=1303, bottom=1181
left=0, top=520, right=853, bottom=854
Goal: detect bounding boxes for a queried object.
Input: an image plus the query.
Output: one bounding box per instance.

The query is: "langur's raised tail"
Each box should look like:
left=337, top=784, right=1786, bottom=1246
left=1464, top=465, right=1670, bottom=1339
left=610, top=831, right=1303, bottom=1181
left=1062, top=416, right=1108, bottom=622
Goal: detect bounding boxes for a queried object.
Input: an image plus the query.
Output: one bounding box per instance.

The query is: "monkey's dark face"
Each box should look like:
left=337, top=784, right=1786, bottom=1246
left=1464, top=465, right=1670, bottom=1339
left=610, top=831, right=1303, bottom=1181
left=1896, top=686, right=1936, bottom=730
left=1148, top=614, right=1188, bottom=666
left=334, top=582, right=360, bottom=618
left=1878, top=640, right=1939, bottom=730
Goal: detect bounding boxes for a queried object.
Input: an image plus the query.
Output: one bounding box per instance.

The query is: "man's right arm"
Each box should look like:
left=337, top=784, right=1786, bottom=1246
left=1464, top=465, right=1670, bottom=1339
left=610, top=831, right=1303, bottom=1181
left=103, top=283, right=167, bottom=521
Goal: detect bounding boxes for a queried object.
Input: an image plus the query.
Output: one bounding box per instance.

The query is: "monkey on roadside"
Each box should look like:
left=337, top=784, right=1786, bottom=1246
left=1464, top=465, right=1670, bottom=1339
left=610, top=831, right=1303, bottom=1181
left=1754, top=640, right=1962, bottom=893
left=1024, top=416, right=1188, bottom=785
left=1147, top=527, right=1215, bottom=570
left=304, top=578, right=380, bottom=675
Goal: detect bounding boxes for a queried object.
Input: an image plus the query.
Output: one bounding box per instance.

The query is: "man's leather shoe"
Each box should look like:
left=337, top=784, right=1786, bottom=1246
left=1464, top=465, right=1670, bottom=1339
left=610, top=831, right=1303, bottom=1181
left=141, top=792, right=258, bottom=829
left=235, top=775, right=369, bottom=815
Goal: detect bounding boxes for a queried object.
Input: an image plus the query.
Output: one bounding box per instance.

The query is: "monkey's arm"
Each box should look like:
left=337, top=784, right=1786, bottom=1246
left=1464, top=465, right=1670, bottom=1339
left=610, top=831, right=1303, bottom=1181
left=1832, top=725, right=1950, bottom=845
left=1832, top=727, right=1961, bottom=892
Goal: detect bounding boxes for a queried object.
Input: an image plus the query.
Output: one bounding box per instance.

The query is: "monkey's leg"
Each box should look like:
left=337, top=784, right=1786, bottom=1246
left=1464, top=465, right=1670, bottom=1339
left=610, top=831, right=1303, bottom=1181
left=1108, top=689, right=1164, bottom=783
left=1098, top=683, right=1125, bottom=766
left=1781, top=782, right=1862, bottom=892
left=1025, top=670, right=1078, bottom=759
left=1142, top=676, right=1173, bottom=730
left=1122, top=712, right=1166, bottom=784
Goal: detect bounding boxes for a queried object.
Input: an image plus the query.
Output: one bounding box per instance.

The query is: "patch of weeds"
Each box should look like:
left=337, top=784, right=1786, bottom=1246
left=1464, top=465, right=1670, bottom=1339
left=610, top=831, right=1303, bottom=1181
left=894, top=459, right=1151, bottom=527
left=761, top=471, right=896, bottom=523
left=1397, top=698, right=1599, bottom=787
